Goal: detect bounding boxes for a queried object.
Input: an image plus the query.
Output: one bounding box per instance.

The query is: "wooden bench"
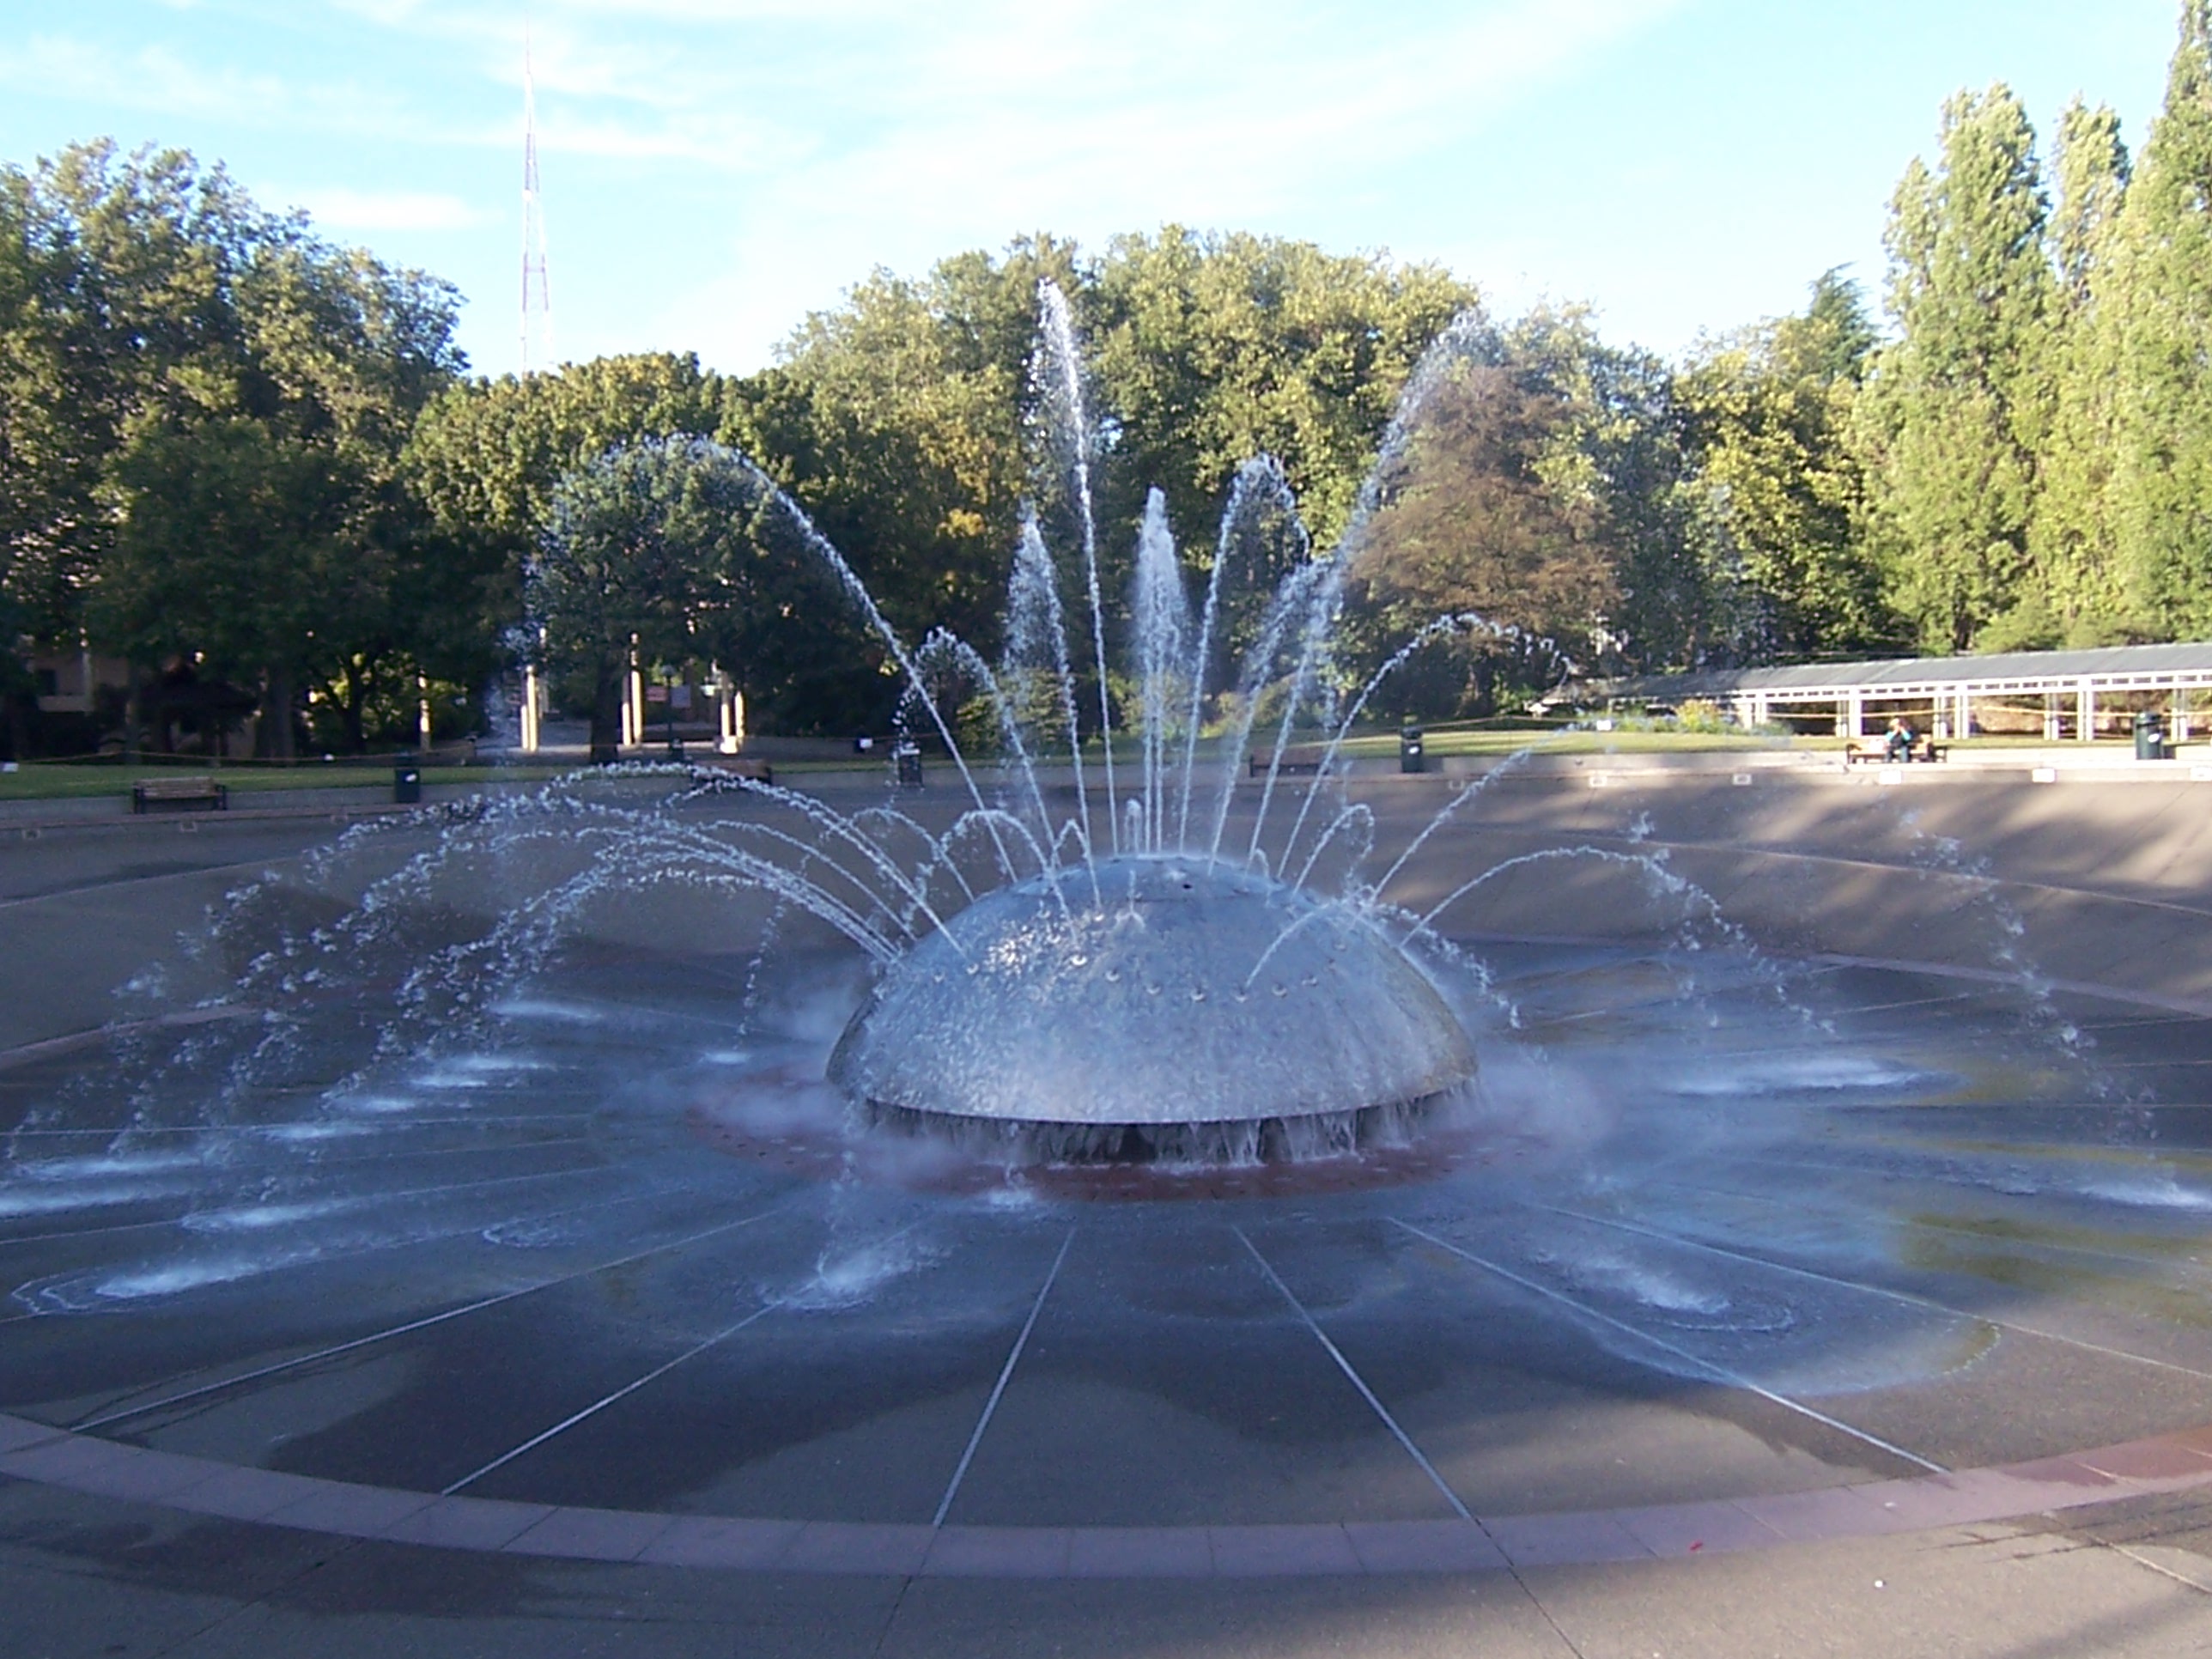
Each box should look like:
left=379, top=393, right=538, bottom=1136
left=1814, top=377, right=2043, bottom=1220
left=1249, top=745, right=1326, bottom=777
left=1844, top=739, right=1948, bottom=766
left=131, top=776, right=228, bottom=813
left=697, top=755, right=774, bottom=785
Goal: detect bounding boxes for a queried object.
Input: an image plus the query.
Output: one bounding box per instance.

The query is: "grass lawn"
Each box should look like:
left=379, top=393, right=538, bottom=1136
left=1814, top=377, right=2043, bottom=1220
left=1331, top=727, right=1778, bottom=758
left=0, top=763, right=569, bottom=802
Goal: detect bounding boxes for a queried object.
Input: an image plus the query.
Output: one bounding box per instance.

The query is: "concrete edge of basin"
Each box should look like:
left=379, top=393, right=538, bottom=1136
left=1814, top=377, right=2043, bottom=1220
left=1, top=1410, right=2205, bottom=1578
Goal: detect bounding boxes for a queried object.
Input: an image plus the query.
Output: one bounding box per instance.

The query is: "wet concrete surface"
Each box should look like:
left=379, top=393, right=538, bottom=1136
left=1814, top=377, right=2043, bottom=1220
left=4, top=777, right=2211, bottom=1652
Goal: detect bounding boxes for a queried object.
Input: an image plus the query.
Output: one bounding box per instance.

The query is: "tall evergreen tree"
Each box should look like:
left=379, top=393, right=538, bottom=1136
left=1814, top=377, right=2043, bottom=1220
left=1857, top=87, right=2054, bottom=653
left=2109, top=2, right=2212, bottom=636
left=2021, top=98, right=2132, bottom=646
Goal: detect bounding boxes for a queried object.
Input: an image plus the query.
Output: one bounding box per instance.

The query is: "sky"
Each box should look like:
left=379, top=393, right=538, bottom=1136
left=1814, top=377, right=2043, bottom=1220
left=0, top=0, right=2190, bottom=379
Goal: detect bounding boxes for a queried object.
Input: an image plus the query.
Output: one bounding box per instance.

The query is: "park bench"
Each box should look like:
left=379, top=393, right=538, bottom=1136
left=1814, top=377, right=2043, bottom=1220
left=1249, top=745, right=1326, bottom=776
left=1844, top=738, right=1947, bottom=766
left=131, top=776, right=229, bottom=813
left=698, top=754, right=774, bottom=785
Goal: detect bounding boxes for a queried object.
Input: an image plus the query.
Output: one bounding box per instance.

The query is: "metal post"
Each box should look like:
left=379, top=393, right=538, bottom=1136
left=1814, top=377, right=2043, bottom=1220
left=1955, top=687, right=1972, bottom=741
left=1846, top=690, right=1864, bottom=738
left=2044, top=693, right=2061, bottom=743
left=2174, top=685, right=2191, bottom=744
left=2078, top=678, right=2095, bottom=743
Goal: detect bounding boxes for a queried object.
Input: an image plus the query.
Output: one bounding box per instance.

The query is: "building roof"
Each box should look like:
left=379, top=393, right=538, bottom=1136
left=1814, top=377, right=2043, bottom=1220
left=1591, top=641, right=2212, bottom=702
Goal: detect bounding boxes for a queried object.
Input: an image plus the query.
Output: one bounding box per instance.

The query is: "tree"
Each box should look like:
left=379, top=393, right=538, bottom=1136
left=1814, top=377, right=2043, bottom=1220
left=1085, top=228, right=1478, bottom=561
left=1349, top=360, right=1616, bottom=713
left=0, top=143, right=261, bottom=669
left=1493, top=307, right=1698, bottom=670
left=0, top=142, right=464, bottom=756
left=1345, top=304, right=1699, bottom=709
left=1678, top=270, right=1890, bottom=659
left=2107, top=3, right=2212, bottom=636
left=716, top=231, right=1483, bottom=732
left=530, top=437, right=759, bottom=760
left=404, top=351, right=729, bottom=647
left=2022, top=99, right=2133, bottom=646
left=1857, top=86, right=2054, bottom=653
left=722, top=239, right=1079, bottom=675
left=93, top=418, right=338, bottom=751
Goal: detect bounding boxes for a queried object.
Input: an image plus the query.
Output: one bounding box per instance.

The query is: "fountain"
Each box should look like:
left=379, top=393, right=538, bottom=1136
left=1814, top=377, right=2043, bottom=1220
left=6, top=283, right=2208, bottom=1595
left=485, top=286, right=1528, bottom=1165
left=829, top=856, right=1478, bottom=1158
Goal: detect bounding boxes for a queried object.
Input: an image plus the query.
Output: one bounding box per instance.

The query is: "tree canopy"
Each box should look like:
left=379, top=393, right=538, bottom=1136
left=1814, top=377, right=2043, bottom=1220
left=1, top=141, right=463, bottom=755
left=15, top=4, right=2212, bottom=755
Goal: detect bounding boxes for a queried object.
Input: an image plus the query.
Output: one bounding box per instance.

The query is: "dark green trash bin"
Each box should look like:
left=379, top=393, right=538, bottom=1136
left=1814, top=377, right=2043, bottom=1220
left=393, top=753, right=422, bottom=804
left=2136, top=710, right=2169, bottom=761
left=1400, top=725, right=1426, bottom=775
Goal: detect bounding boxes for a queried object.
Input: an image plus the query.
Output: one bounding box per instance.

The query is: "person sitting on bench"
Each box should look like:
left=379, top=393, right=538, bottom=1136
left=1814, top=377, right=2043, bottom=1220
left=1884, top=715, right=1917, bottom=763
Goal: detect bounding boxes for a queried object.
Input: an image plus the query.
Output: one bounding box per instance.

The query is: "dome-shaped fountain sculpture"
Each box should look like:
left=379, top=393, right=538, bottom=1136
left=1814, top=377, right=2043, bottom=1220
left=829, top=856, right=1477, bottom=1157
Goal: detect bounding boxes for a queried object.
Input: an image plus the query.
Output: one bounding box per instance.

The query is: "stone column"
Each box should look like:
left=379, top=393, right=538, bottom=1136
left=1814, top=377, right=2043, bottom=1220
left=623, top=644, right=643, bottom=750
left=520, top=666, right=541, bottom=753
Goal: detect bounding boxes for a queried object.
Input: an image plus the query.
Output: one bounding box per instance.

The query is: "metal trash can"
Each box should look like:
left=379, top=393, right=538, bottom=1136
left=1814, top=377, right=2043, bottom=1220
left=2136, top=710, right=2169, bottom=760
left=893, top=739, right=924, bottom=788
left=1399, top=724, right=1426, bottom=775
left=393, top=752, right=422, bottom=805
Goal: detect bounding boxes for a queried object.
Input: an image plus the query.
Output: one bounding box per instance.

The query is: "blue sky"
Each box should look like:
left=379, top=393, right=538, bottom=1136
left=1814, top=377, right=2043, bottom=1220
left=0, top=1, right=2188, bottom=377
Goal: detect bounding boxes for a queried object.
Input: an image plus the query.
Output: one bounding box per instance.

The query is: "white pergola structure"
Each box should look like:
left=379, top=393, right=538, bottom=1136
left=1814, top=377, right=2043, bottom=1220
left=1591, top=641, right=2212, bottom=742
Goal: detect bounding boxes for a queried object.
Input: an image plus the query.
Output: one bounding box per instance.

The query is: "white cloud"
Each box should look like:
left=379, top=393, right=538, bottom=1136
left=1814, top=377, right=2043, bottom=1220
left=0, top=32, right=480, bottom=147
left=7, top=0, right=1683, bottom=372
left=286, top=185, right=485, bottom=230
left=578, top=0, right=1686, bottom=363
left=343, top=0, right=1681, bottom=181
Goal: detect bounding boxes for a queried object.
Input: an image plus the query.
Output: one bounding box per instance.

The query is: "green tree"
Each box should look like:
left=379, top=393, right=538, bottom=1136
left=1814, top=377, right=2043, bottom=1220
left=531, top=437, right=760, bottom=760
left=2020, top=99, right=2133, bottom=646
left=2107, top=3, right=2212, bottom=635
left=1678, top=270, right=1890, bottom=658
left=722, top=238, right=1080, bottom=674
left=404, top=350, right=729, bottom=640
left=0, top=143, right=259, bottom=665
left=1085, top=228, right=1478, bottom=560
left=2, top=142, right=464, bottom=756
left=92, top=418, right=337, bottom=750
left=1857, top=86, right=2054, bottom=653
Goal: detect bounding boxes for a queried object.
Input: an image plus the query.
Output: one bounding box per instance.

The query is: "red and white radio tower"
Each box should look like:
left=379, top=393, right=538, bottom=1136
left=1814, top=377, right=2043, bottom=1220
left=520, top=30, right=555, bottom=374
